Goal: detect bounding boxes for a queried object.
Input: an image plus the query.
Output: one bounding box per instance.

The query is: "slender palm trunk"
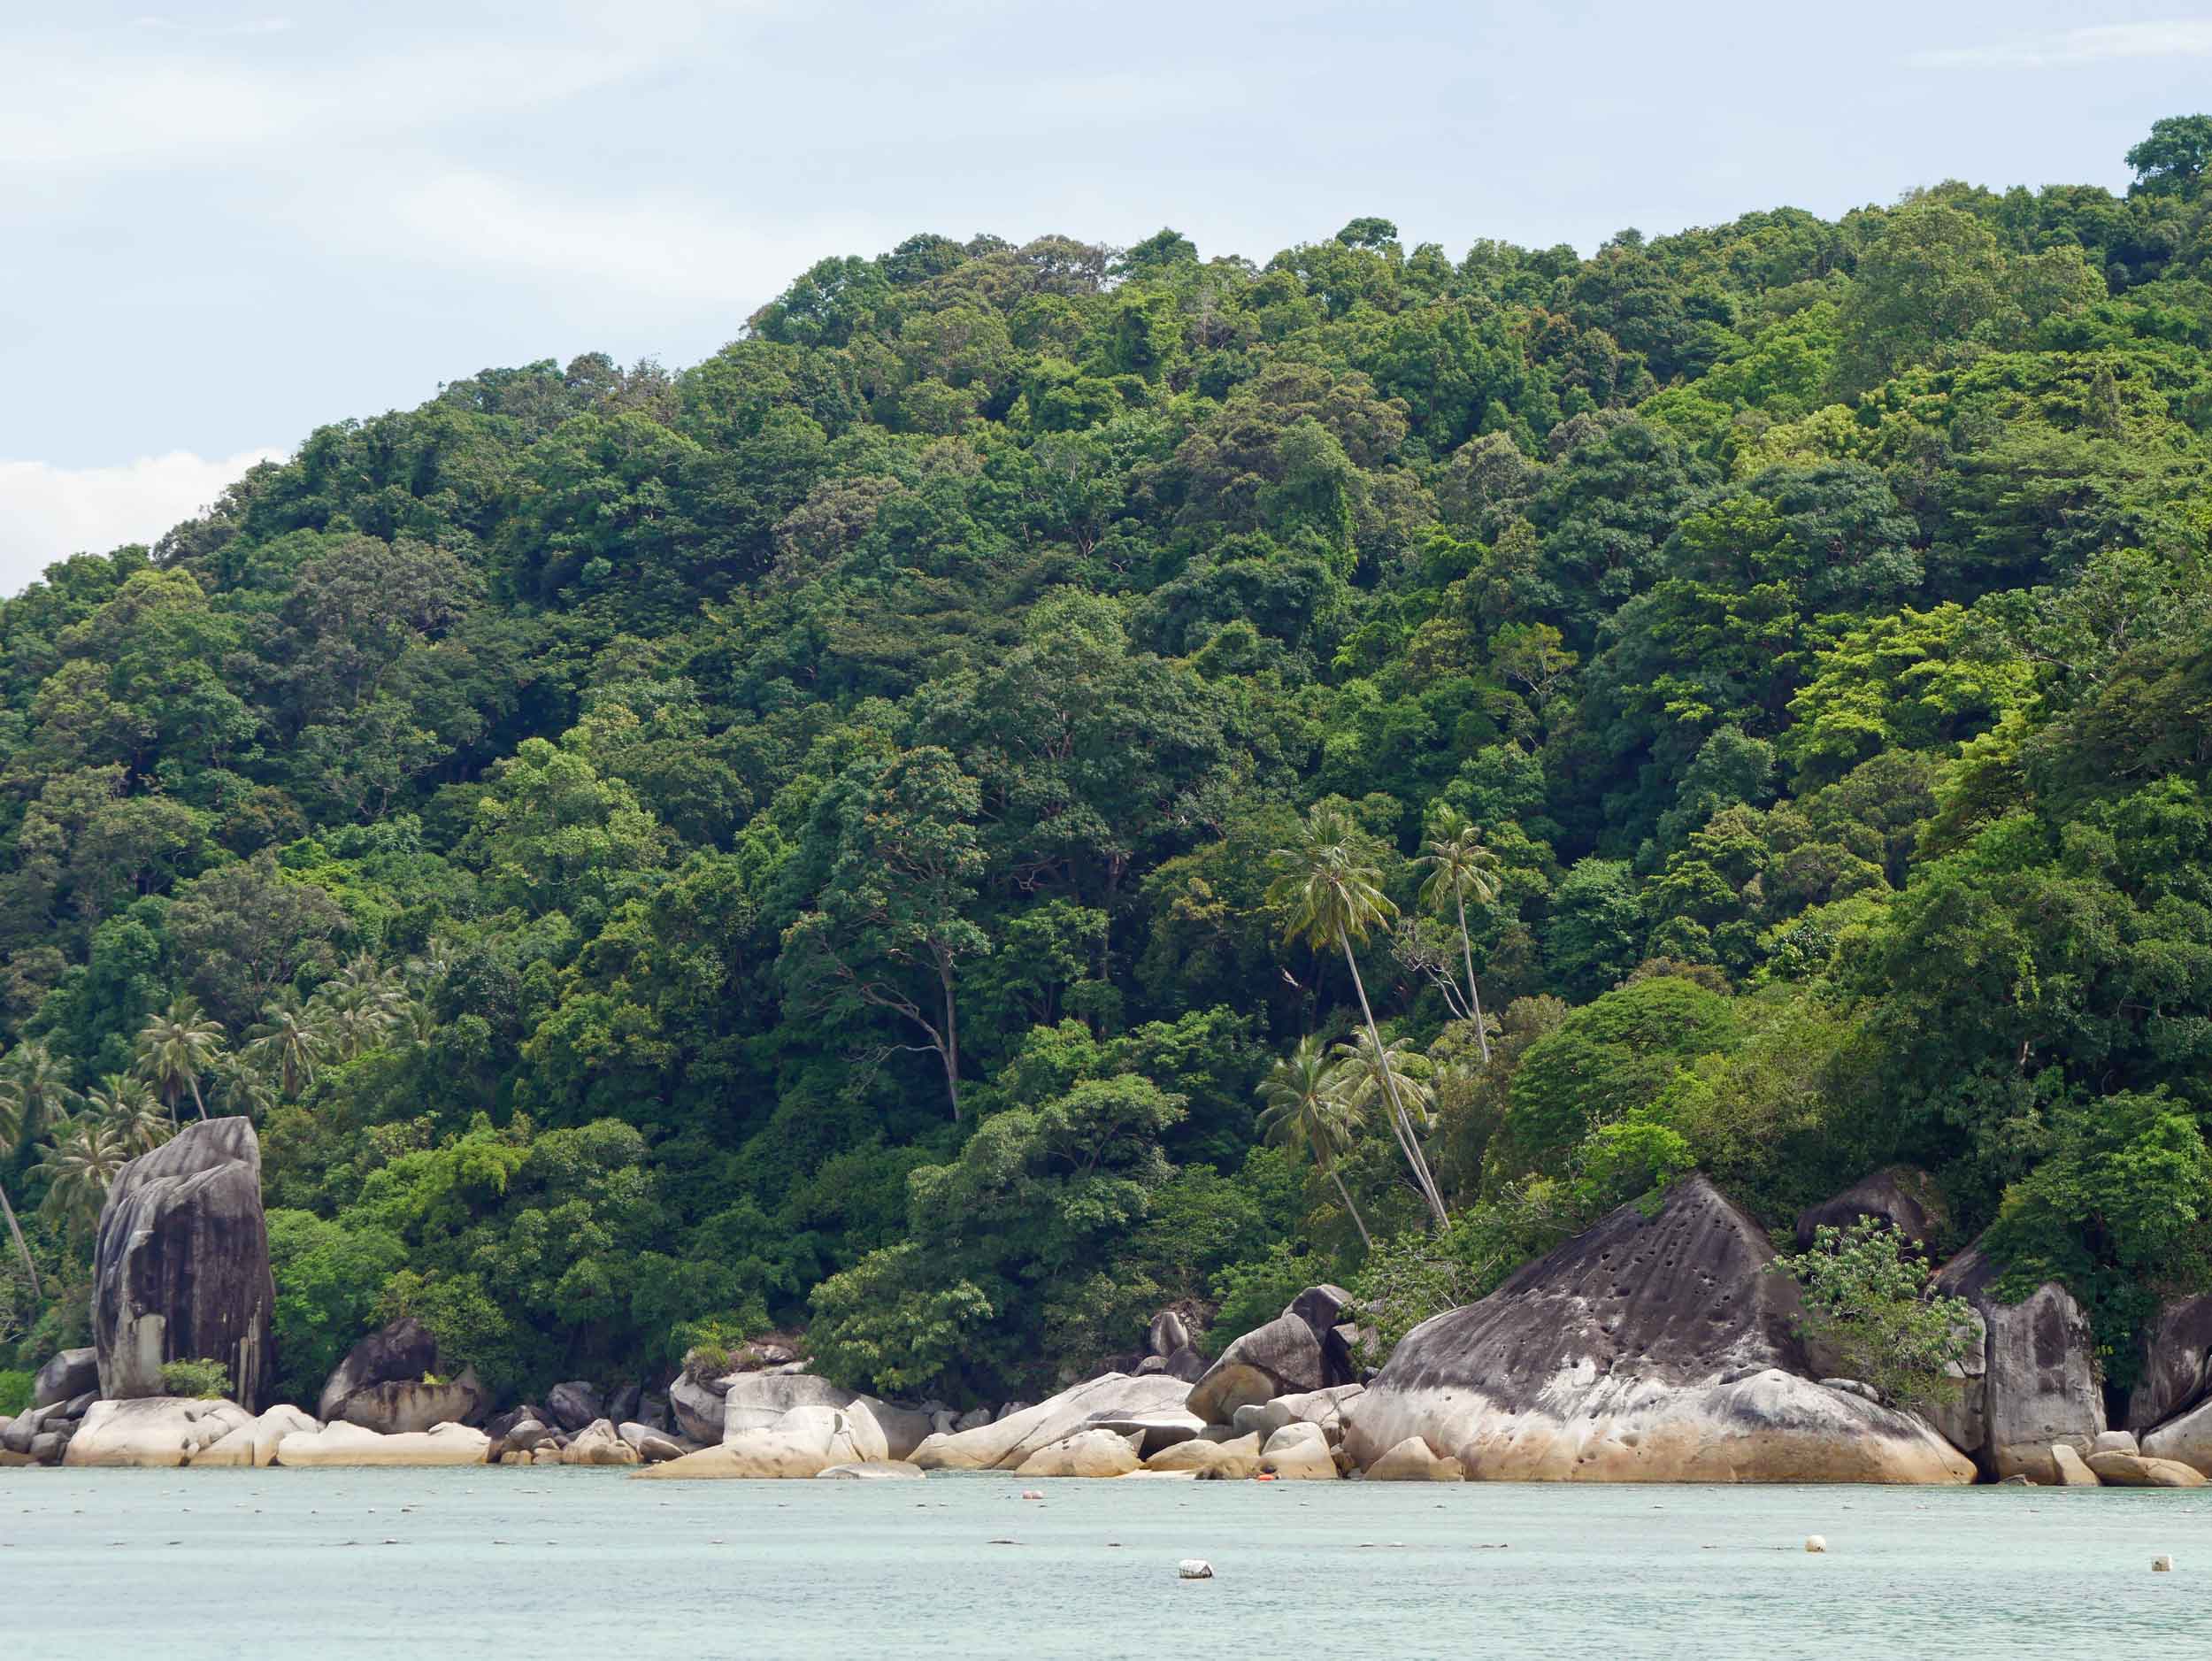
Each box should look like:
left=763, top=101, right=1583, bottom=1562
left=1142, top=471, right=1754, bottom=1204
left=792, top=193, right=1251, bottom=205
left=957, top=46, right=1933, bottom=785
left=938, top=959, right=963, bottom=1123
left=1326, top=1163, right=1373, bottom=1251
left=1453, top=889, right=1492, bottom=1065
left=188, top=1074, right=208, bottom=1121
left=1340, top=937, right=1448, bottom=1229
left=0, top=1181, right=40, bottom=1300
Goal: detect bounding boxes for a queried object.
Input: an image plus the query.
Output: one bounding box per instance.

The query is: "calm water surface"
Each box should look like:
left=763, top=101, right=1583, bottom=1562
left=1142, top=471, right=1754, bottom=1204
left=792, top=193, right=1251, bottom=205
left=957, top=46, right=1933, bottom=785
left=6, top=1466, right=2209, bottom=1657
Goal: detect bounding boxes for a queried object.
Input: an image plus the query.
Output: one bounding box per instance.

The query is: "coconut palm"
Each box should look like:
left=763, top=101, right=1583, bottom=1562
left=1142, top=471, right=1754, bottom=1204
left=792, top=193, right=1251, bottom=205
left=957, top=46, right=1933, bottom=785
left=1330, top=1029, right=1436, bottom=1136
left=245, top=996, right=332, bottom=1100
left=1270, top=804, right=1448, bottom=1228
left=0, top=1077, right=42, bottom=1299
left=318, top=954, right=405, bottom=1060
left=135, top=999, right=226, bottom=1121
left=1414, top=820, right=1504, bottom=1065
left=35, top=1118, right=128, bottom=1244
left=205, top=1053, right=279, bottom=1122
left=0, top=1041, right=80, bottom=1300
left=1255, top=1035, right=1372, bottom=1250
left=87, top=1073, right=172, bottom=1157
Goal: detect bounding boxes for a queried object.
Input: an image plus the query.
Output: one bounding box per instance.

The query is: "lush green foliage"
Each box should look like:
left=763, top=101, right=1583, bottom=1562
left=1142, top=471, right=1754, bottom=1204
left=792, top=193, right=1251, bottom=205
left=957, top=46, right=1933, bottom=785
left=1777, top=1223, right=1973, bottom=1411
left=157, top=1357, right=234, bottom=1400
left=1, top=127, right=2209, bottom=1401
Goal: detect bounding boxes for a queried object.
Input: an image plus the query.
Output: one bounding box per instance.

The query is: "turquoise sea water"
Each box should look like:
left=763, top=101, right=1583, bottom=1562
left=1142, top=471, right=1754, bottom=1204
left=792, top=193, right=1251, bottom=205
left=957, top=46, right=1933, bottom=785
left=4, top=1467, right=2208, bottom=1657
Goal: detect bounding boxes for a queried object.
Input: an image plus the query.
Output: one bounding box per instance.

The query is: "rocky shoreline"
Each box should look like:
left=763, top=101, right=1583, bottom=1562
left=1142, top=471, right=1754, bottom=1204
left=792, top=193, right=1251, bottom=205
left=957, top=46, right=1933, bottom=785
left=10, top=1119, right=2212, bottom=1490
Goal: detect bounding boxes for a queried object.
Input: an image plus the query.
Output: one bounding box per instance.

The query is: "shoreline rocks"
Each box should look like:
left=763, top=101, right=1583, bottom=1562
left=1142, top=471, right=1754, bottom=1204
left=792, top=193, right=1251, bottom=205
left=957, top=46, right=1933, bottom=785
left=1930, top=1248, right=2104, bottom=1484
left=65, top=1398, right=254, bottom=1467
left=910, top=1373, right=1194, bottom=1472
left=274, top=1420, right=492, bottom=1466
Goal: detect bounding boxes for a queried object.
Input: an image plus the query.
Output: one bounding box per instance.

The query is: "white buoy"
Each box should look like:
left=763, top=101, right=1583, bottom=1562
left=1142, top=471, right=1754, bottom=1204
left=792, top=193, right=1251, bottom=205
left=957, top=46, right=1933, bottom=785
left=1021, top=1489, right=1044, bottom=1500
left=1179, top=1558, right=1214, bottom=1580
left=1805, top=1535, right=1827, bottom=1554
left=2154, top=1555, right=2174, bottom=1573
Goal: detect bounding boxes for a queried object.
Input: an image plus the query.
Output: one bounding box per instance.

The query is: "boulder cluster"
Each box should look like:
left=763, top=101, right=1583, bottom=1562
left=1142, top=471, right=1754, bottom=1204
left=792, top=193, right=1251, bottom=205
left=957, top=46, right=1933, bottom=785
left=16, top=1116, right=2212, bottom=1489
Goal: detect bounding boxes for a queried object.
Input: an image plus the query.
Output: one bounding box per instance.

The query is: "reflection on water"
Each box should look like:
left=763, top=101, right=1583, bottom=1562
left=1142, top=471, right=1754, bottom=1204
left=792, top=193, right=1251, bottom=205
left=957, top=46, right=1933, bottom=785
left=3, top=1466, right=2206, bottom=1658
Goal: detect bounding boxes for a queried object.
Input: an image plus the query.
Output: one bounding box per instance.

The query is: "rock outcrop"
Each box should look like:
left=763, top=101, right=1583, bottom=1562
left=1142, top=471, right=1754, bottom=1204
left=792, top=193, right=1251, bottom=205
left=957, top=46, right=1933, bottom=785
left=2127, top=1295, right=2212, bottom=1434
left=92, top=1118, right=275, bottom=1410
left=1256, top=1420, right=1337, bottom=1479
left=273, top=1420, right=492, bottom=1466
left=2141, top=1397, right=2212, bottom=1474
left=669, top=1372, right=730, bottom=1443
left=65, top=1397, right=253, bottom=1467
left=2086, top=1450, right=2207, bottom=1488
left=1929, top=1247, right=2104, bottom=1483
left=910, top=1373, right=1193, bottom=1471
left=1364, top=1436, right=1464, bottom=1480
left=198, top=1404, right=320, bottom=1468
left=545, top=1380, right=605, bottom=1432
left=318, top=1316, right=485, bottom=1433
left=1341, top=1176, right=1974, bottom=1484
left=1793, top=1168, right=1946, bottom=1256
left=33, top=1348, right=98, bottom=1410
left=1187, top=1288, right=1356, bottom=1425
left=1013, top=1427, right=1143, bottom=1478
left=636, top=1403, right=887, bottom=1480
left=560, top=1418, right=641, bottom=1465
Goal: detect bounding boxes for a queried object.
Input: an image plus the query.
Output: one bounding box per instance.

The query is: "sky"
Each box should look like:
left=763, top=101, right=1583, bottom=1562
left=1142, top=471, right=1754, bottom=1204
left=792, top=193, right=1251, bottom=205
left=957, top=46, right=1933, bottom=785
left=3, top=0, right=2208, bottom=592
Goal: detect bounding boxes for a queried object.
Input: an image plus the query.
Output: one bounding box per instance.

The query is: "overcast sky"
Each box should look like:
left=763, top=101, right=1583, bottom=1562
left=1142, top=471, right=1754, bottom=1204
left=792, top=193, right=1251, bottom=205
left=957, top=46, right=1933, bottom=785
left=4, top=1, right=2208, bottom=591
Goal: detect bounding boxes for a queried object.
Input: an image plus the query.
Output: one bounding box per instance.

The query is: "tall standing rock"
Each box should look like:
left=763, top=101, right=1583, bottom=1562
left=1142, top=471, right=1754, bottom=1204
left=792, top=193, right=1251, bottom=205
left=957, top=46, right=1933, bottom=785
left=1929, top=1246, right=2104, bottom=1483
left=2126, top=1295, right=2212, bottom=1434
left=92, top=1118, right=275, bottom=1411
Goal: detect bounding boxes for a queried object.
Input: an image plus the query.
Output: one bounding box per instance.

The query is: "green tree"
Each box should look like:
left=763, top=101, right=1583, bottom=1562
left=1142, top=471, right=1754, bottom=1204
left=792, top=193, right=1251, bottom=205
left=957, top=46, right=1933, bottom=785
left=134, top=999, right=225, bottom=1121
left=1776, top=1221, right=1972, bottom=1411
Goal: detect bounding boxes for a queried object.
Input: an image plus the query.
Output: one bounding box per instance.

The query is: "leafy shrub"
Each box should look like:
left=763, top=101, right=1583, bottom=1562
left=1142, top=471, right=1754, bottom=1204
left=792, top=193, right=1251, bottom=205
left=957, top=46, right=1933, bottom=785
left=680, top=1343, right=732, bottom=1383
left=158, top=1357, right=234, bottom=1400
left=0, top=1369, right=32, bottom=1418
left=1774, top=1221, right=1970, bottom=1410
left=1204, top=1242, right=1315, bottom=1356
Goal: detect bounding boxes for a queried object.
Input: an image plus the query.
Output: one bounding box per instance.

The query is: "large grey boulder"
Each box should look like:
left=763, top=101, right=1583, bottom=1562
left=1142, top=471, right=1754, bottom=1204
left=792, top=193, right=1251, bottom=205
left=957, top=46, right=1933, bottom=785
left=1341, top=1176, right=1975, bottom=1484
left=1930, top=1246, right=2104, bottom=1483
left=635, top=1403, right=886, bottom=1480
left=33, top=1348, right=98, bottom=1410
left=2127, top=1295, right=2212, bottom=1434
left=721, top=1373, right=857, bottom=1438
left=669, top=1371, right=735, bottom=1442
left=319, top=1316, right=488, bottom=1434
left=319, top=1317, right=439, bottom=1420
left=1186, top=1288, right=1356, bottom=1425
left=1148, top=1310, right=1191, bottom=1357
left=1794, top=1168, right=1947, bottom=1257
left=2142, top=1396, right=2212, bottom=1474
left=92, top=1118, right=275, bottom=1410
left=545, top=1380, right=605, bottom=1432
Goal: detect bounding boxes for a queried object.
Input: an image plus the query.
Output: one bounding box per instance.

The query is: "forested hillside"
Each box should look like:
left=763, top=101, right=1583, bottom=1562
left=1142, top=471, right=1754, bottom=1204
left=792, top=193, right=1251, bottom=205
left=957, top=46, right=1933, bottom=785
left=4, top=120, right=2210, bottom=1411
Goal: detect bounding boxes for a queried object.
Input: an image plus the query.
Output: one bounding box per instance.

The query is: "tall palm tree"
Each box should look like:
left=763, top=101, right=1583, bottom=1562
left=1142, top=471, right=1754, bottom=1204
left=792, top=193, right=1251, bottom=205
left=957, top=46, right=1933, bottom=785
left=1270, top=804, right=1448, bottom=1228
left=35, top=1118, right=128, bottom=1245
left=245, top=996, right=331, bottom=1100
left=88, top=1073, right=173, bottom=1157
left=0, top=1075, right=42, bottom=1299
left=205, top=1053, right=278, bottom=1122
left=1331, top=1029, right=1436, bottom=1137
left=0, top=1042, right=80, bottom=1300
left=135, top=999, right=226, bottom=1121
left=1256, top=1035, right=1372, bottom=1250
left=1415, top=820, right=1504, bottom=1065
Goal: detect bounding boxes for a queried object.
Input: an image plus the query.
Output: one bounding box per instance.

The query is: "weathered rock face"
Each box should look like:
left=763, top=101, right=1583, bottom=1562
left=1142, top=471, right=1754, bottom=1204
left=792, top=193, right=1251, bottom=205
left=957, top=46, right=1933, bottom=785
left=1931, top=1247, right=2105, bottom=1483
left=1257, top=1420, right=1337, bottom=1479
left=560, top=1418, right=641, bottom=1465
left=1187, top=1288, right=1357, bottom=1426
left=636, top=1403, right=887, bottom=1480
left=1341, top=1176, right=1975, bottom=1484
left=1014, top=1427, right=1142, bottom=1478
left=669, top=1373, right=730, bottom=1443
left=1793, top=1168, right=1946, bottom=1256
left=2087, top=1450, right=2206, bottom=1488
left=2127, top=1295, right=2212, bottom=1434
left=910, top=1373, right=1194, bottom=1472
left=2050, top=1442, right=2100, bottom=1486
left=93, top=1118, right=275, bottom=1411
left=1148, top=1310, right=1191, bottom=1358
left=721, top=1373, right=857, bottom=1439
left=619, top=1421, right=685, bottom=1462
left=338, top=1370, right=488, bottom=1436
left=1364, top=1436, right=1463, bottom=1481
left=64, top=1397, right=252, bottom=1467
left=198, top=1404, right=320, bottom=1468
left=33, top=1348, right=98, bottom=1410
left=545, top=1380, right=605, bottom=1432
left=319, top=1318, right=438, bottom=1419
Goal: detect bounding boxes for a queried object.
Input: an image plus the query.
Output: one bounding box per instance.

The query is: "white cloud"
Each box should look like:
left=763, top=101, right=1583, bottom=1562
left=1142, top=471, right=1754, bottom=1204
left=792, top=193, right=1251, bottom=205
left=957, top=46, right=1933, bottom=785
left=0, top=449, right=284, bottom=596
left=1908, top=19, right=2212, bottom=69
left=371, top=169, right=890, bottom=307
